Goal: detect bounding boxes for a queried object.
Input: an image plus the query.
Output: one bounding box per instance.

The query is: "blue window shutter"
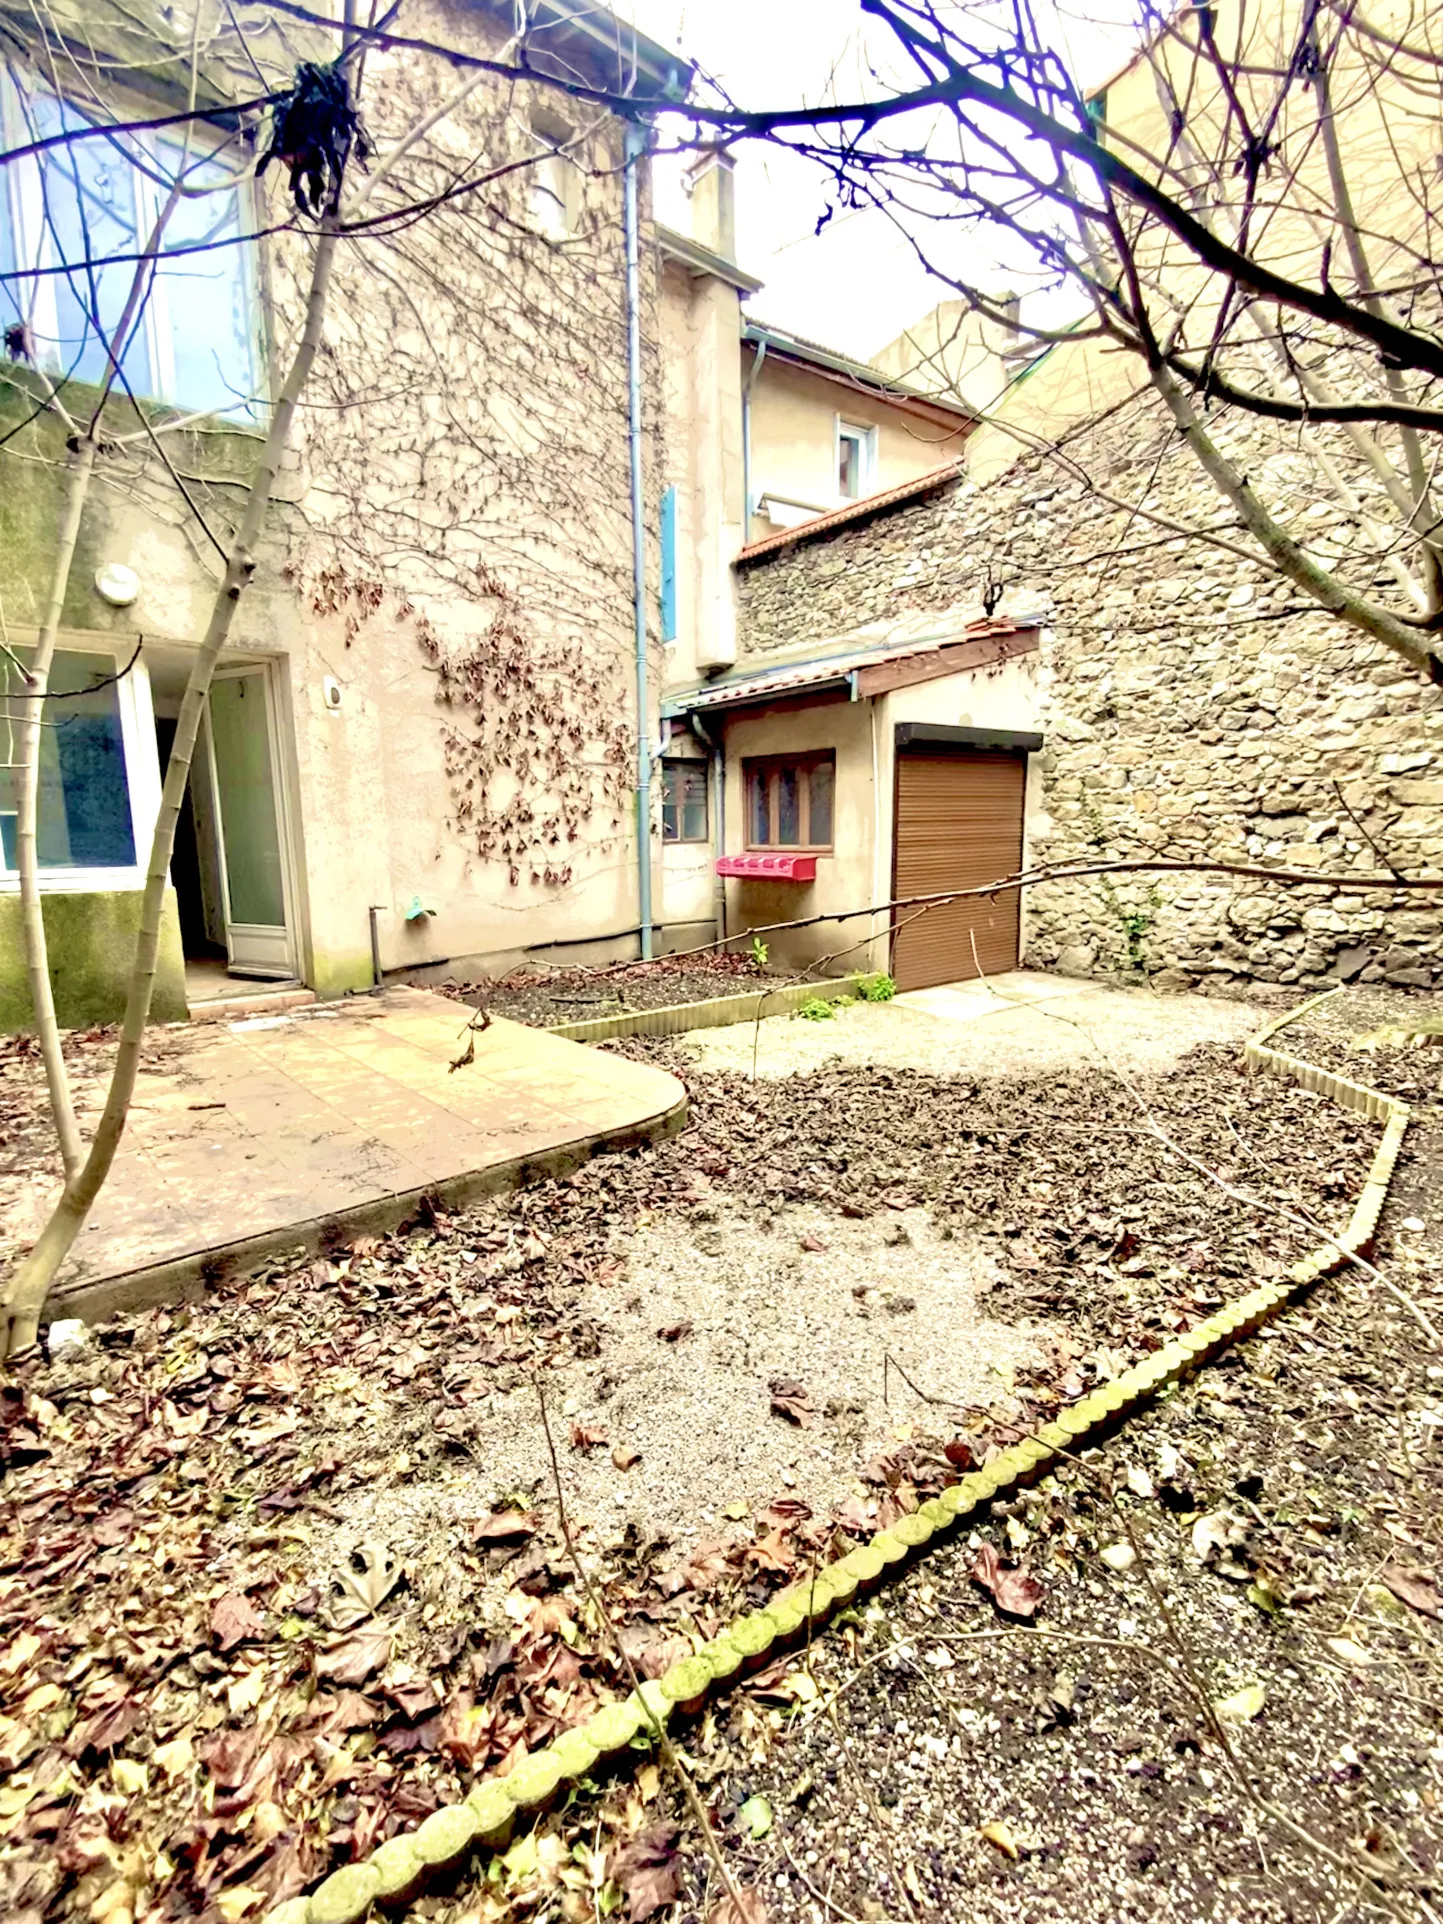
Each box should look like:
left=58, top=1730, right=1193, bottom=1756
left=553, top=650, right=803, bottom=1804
left=660, top=485, right=677, bottom=642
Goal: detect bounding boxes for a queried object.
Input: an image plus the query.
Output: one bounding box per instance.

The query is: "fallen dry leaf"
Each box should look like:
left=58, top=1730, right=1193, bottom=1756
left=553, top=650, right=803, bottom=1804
left=152, top=1735, right=195, bottom=1780
left=210, top=1591, right=266, bottom=1653
left=769, top=1378, right=815, bottom=1428
left=325, top=1540, right=401, bottom=1628
left=656, top=1321, right=693, bottom=1343
left=473, top=1510, right=539, bottom=1543
left=612, top=1444, right=641, bottom=1471
left=980, top=1819, right=1020, bottom=1860
left=570, top=1422, right=608, bottom=1452
left=1191, top=1509, right=1248, bottom=1565
left=971, top=1544, right=1044, bottom=1619
left=707, top=1895, right=768, bottom=1924
left=613, top=1821, right=680, bottom=1922
left=1214, top=1681, right=1266, bottom=1722
left=315, top=1628, right=391, bottom=1687
left=1380, top=1562, right=1441, bottom=1619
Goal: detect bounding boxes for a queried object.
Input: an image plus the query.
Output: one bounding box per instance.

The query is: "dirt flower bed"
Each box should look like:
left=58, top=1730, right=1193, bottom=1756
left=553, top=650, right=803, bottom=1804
left=0, top=1023, right=1400, bottom=1924
left=432, top=953, right=777, bottom=1028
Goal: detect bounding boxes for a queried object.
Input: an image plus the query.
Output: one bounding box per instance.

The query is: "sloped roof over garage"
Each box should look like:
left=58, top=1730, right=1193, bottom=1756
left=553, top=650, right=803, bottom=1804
left=662, top=614, right=1040, bottom=718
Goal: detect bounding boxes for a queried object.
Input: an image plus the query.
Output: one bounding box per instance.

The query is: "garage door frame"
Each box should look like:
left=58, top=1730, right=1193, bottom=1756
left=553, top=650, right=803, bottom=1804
left=889, top=723, right=1041, bottom=991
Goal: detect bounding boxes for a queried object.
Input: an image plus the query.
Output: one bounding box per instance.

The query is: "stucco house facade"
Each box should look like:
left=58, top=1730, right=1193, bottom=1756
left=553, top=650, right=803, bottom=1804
left=8, top=0, right=1439, bottom=1031
left=0, top=0, right=697, bottom=1027
left=0, top=0, right=1003, bottom=1031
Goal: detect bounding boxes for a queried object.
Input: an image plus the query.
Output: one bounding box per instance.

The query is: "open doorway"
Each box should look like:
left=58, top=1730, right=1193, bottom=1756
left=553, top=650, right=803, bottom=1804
left=148, top=649, right=301, bottom=1003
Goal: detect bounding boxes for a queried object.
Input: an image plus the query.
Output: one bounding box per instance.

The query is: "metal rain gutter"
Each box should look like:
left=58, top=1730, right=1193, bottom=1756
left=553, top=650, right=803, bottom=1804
left=741, top=338, right=767, bottom=527
left=623, top=119, right=654, bottom=961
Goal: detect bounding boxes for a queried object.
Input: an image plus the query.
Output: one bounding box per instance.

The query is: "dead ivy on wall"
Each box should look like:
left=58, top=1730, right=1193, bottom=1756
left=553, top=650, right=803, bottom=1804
left=272, top=16, right=662, bottom=885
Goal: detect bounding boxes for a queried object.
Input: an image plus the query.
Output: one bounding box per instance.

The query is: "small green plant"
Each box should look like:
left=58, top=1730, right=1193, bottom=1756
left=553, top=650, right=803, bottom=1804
left=1099, top=876, right=1162, bottom=974
left=855, top=972, right=896, bottom=1002
left=749, top=935, right=769, bottom=970
left=798, top=994, right=838, bottom=1020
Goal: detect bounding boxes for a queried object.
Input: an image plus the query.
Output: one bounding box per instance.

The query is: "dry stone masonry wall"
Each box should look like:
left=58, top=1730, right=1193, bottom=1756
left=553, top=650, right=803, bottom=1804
left=736, top=391, right=1443, bottom=991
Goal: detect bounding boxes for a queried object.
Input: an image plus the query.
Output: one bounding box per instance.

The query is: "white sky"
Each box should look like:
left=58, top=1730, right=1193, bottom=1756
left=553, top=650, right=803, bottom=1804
left=626, top=0, right=1143, bottom=361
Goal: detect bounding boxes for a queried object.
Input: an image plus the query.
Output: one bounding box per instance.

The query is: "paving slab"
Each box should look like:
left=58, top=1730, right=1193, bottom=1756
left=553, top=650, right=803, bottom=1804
left=677, top=972, right=1264, bottom=1079
left=894, top=969, right=1094, bottom=1023
left=13, top=987, right=684, bottom=1325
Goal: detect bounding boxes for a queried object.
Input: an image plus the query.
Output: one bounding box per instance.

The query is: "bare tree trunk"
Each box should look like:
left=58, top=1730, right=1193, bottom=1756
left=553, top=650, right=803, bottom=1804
left=0, top=224, right=339, bottom=1359
left=1311, top=28, right=1443, bottom=614
left=15, top=435, right=94, bottom=1177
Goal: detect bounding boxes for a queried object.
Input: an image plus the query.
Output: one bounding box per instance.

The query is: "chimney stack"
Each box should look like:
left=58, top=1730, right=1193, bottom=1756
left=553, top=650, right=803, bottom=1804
left=686, top=148, right=736, bottom=264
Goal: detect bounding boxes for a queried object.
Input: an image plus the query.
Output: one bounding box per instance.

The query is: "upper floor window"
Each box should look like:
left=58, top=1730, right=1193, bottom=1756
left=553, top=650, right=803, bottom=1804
left=527, top=113, right=581, bottom=241
left=837, top=420, right=875, bottom=501
left=0, top=68, right=260, bottom=418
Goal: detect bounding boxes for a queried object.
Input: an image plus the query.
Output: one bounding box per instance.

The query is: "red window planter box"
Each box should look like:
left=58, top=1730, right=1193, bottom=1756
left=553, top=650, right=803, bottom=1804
left=716, top=852, right=818, bottom=881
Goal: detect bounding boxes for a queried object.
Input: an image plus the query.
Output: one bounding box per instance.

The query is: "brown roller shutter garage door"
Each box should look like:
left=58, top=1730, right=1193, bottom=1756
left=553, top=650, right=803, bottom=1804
left=891, top=748, right=1025, bottom=991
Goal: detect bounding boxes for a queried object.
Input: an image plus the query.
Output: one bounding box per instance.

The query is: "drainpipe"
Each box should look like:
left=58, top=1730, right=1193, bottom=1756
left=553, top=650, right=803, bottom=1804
left=741, top=338, right=767, bottom=536
left=623, top=118, right=654, bottom=961
left=689, top=708, right=727, bottom=944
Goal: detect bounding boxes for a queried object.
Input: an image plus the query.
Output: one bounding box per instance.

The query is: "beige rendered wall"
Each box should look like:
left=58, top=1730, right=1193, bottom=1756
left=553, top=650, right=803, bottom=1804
left=658, top=258, right=745, bottom=681
left=715, top=695, right=879, bottom=974
left=746, top=352, right=967, bottom=543
left=871, top=300, right=1018, bottom=416
left=0, top=0, right=674, bottom=1005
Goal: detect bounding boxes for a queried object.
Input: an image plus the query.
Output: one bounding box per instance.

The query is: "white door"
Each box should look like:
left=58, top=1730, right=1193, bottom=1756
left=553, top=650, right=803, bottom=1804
left=205, top=664, right=296, bottom=979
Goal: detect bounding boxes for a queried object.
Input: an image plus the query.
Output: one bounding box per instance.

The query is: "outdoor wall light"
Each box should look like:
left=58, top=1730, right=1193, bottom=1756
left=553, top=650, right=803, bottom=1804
left=94, top=562, right=140, bottom=607
left=322, top=676, right=343, bottom=712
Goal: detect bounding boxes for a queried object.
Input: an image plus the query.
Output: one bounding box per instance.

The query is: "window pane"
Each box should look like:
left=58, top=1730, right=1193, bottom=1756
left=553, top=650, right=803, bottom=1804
left=838, top=433, right=858, bottom=498
left=808, top=760, right=833, bottom=846
left=748, top=768, right=770, bottom=846
left=776, top=766, right=800, bottom=845
left=661, top=761, right=679, bottom=841
left=681, top=764, right=707, bottom=842
left=157, top=141, right=257, bottom=418
left=0, top=650, right=135, bottom=868
left=32, top=95, right=151, bottom=393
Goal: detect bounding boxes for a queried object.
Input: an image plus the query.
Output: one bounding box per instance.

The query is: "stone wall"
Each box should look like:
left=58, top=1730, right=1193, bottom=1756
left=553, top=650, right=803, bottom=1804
left=735, top=393, right=1443, bottom=991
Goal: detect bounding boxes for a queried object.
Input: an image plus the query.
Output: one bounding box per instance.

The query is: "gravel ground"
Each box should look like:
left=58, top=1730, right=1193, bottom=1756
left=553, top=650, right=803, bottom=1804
left=677, top=982, right=1266, bottom=1080
left=672, top=1227, right=1443, bottom=1924
left=609, top=990, right=1443, bottom=1924
left=0, top=986, right=1423, bottom=1923
left=317, top=1205, right=1047, bottom=1614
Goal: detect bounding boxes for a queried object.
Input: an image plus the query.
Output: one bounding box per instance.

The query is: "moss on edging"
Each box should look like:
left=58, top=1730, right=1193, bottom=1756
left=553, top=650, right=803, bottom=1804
left=264, top=997, right=1409, bottom=1924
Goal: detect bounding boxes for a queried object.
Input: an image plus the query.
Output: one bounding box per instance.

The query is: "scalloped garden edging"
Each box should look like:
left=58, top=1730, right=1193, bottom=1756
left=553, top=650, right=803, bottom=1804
left=264, top=992, right=1409, bottom=1924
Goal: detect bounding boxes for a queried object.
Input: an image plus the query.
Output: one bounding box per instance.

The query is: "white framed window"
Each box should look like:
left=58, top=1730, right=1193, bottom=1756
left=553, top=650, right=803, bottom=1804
left=0, top=65, right=261, bottom=418
left=527, top=115, right=581, bottom=241
left=836, top=419, right=876, bottom=501
left=0, top=633, right=160, bottom=894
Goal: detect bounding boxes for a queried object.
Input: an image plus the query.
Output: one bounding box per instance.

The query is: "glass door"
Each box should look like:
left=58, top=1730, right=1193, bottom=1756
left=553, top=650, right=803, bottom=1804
left=205, top=664, right=295, bottom=978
